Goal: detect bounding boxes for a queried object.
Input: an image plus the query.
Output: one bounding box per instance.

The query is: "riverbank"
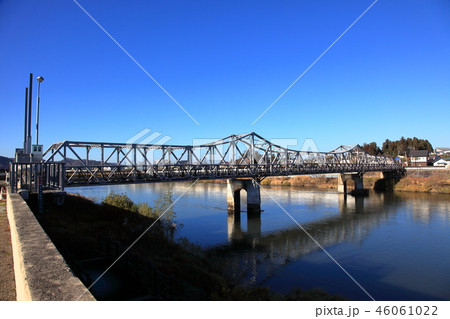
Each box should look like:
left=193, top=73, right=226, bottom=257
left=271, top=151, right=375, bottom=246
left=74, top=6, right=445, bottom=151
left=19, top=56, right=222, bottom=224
left=260, top=171, right=397, bottom=190
left=27, top=193, right=344, bottom=301
left=394, top=169, right=450, bottom=193
left=199, top=174, right=381, bottom=191
left=198, top=169, right=450, bottom=194
left=262, top=170, right=450, bottom=194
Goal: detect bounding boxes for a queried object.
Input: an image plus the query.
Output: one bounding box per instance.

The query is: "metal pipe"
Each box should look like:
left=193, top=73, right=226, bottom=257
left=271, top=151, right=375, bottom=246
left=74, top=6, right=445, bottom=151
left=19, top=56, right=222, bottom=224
left=36, top=76, right=44, bottom=146
left=36, top=82, right=40, bottom=145
left=28, top=73, right=33, bottom=152
left=24, top=87, right=28, bottom=151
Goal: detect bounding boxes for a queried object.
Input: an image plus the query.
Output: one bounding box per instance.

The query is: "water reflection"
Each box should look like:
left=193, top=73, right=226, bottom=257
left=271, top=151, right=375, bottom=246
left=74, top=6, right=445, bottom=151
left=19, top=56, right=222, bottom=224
left=227, top=210, right=262, bottom=241
left=70, top=183, right=450, bottom=300
left=227, top=194, right=393, bottom=247
left=221, top=193, right=399, bottom=283
left=396, top=192, right=450, bottom=223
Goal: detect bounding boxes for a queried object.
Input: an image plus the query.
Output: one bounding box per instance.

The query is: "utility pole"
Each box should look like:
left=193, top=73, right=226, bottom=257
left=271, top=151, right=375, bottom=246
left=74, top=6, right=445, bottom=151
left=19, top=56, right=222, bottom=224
left=36, top=76, right=44, bottom=146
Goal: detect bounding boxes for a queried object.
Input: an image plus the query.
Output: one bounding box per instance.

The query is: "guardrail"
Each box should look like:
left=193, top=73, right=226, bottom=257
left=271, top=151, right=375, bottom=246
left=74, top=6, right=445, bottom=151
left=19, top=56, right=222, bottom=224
left=61, top=163, right=403, bottom=186
left=9, top=162, right=65, bottom=193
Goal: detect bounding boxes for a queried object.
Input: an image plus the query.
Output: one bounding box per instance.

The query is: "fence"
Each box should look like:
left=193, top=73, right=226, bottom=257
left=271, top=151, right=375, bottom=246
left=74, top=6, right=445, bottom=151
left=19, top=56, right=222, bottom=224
left=9, top=162, right=65, bottom=193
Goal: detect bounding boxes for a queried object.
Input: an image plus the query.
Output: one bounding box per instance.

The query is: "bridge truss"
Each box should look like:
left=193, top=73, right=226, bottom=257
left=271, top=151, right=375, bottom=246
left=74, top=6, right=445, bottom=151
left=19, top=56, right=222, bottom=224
left=43, top=132, right=403, bottom=186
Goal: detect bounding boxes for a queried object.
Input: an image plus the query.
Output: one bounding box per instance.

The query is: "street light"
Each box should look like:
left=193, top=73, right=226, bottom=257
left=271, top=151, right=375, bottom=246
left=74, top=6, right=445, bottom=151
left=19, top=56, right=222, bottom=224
left=36, top=76, right=44, bottom=146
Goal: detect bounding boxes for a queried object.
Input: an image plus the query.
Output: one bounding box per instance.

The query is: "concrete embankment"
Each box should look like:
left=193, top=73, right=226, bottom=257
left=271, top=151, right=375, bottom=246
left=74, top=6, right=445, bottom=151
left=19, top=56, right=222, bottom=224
left=6, top=190, right=95, bottom=301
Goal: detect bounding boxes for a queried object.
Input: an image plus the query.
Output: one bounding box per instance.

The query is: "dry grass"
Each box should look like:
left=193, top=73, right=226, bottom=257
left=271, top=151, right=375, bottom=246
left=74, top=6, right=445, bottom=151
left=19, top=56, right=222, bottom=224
left=395, top=172, right=450, bottom=193
left=261, top=176, right=338, bottom=189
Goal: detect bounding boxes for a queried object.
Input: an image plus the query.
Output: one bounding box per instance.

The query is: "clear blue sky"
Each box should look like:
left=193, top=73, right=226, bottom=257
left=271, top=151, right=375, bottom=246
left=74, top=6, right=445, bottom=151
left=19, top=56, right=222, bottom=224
left=1, top=0, right=449, bottom=157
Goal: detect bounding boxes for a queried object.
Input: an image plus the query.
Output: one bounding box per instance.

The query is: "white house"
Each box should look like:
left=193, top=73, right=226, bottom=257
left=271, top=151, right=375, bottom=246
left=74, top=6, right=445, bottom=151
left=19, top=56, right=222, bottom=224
left=433, top=158, right=450, bottom=168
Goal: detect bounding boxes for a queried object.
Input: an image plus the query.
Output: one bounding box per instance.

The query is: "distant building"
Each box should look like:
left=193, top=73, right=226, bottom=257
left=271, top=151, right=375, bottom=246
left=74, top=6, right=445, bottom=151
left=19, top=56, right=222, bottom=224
left=433, top=158, right=450, bottom=168
left=408, top=150, right=429, bottom=167
left=435, top=147, right=450, bottom=156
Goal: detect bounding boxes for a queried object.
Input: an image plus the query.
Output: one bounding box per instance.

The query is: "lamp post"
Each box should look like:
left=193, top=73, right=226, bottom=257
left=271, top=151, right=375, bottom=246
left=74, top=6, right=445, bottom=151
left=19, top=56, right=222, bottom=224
left=36, top=76, right=44, bottom=145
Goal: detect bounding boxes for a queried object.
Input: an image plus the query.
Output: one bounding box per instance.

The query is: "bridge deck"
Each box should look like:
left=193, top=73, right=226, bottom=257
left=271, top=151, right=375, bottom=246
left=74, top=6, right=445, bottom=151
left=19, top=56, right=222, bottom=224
left=62, top=163, right=402, bottom=186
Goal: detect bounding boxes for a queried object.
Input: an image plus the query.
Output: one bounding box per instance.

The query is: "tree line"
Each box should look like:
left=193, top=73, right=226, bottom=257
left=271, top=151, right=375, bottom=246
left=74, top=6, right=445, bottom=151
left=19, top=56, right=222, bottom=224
left=362, top=137, right=433, bottom=157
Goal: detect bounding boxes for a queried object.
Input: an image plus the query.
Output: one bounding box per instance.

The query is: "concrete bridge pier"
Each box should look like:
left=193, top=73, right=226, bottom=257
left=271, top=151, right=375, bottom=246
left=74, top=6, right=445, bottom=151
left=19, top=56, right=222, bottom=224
left=338, top=173, right=365, bottom=195
left=227, top=179, right=261, bottom=213
left=382, top=172, right=395, bottom=191
left=227, top=179, right=243, bottom=212
left=373, top=171, right=400, bottom=191
left=245, top=179, right=262, bottom=214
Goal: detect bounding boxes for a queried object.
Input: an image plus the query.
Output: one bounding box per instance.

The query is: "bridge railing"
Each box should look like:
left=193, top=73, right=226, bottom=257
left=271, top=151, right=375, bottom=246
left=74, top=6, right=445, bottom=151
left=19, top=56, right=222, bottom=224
left=60, top=162, right=403, bottom=186
left=9, top=162, right=65, bottom=193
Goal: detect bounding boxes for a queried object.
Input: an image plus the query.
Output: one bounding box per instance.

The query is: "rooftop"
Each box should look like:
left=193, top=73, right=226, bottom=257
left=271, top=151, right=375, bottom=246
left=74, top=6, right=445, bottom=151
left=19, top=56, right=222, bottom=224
left=409, top=150, right=429, bottom=157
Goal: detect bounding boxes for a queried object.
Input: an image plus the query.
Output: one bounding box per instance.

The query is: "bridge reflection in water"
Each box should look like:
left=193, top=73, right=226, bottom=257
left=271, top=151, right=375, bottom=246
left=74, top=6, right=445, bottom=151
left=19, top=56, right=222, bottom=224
left=219, top=191, right=400, bottom=289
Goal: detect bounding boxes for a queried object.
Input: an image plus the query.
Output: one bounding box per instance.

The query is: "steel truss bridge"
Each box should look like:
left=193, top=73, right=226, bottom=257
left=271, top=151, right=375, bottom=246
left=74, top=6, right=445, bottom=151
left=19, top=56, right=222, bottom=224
left=42, top=132, right=403, bottom=187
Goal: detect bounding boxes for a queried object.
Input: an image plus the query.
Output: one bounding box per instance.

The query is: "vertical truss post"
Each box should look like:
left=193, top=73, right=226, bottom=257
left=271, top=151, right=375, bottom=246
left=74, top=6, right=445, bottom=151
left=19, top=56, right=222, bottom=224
left=250, top=134, right=255, bottom=165
left=187, top=147, right=192, bottom=165
left=209, top=146, right=214, bottom=165
left=10, top=163, right=16, bottom=193
left=285, top=149, right=288, bottom=170
left=60, top=163, right=65, bottom=191
left=143, top=148, right=148, bottom=171
left=167, top=147, right=171, bottom=165
left=231, top=141, right=235, bottom=165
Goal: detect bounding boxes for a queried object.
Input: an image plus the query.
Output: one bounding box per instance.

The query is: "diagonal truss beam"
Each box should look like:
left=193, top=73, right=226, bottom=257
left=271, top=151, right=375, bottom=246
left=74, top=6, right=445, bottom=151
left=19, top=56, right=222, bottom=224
left=42, top=133, right=403, bottom=185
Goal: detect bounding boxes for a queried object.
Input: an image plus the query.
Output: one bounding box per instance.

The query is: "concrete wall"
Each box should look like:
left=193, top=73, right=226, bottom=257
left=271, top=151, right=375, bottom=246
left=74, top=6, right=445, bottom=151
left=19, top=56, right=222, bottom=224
left=6, top=190, right=95, bottom=301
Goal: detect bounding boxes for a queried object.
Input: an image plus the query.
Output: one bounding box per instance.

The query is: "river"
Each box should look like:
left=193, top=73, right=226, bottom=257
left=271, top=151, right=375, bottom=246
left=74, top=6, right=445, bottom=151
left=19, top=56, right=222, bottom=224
left=68, top=182, right=450, bottom=301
